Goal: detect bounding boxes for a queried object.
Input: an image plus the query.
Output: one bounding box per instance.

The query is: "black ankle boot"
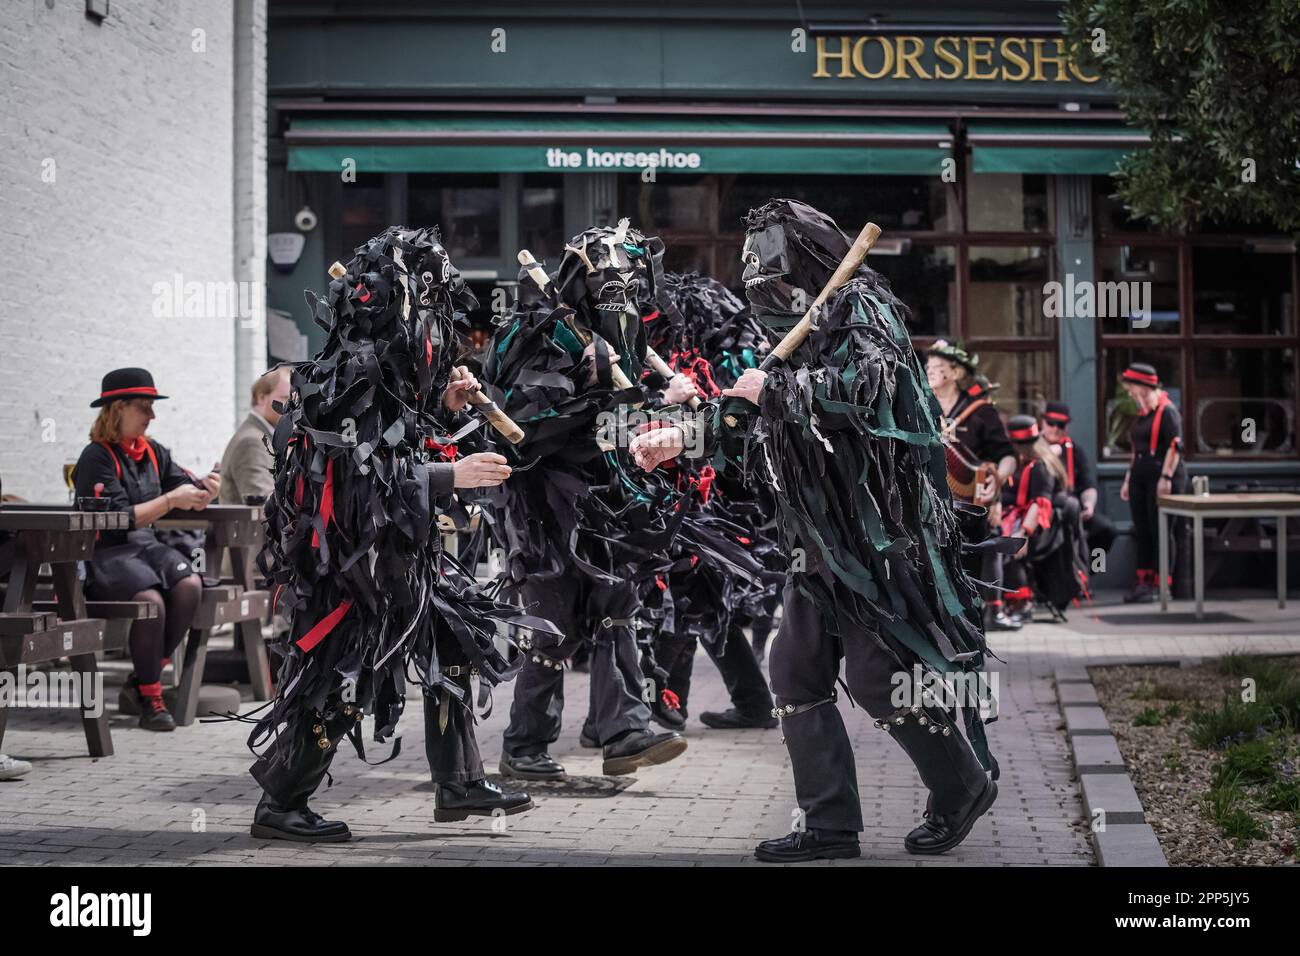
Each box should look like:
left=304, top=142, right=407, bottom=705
left=601, top=728, right=687, bottom=776
left=434, top=779, right=534, bottom=822
left=876, top=704, right=993, bottom=855
left=251, top=794, right=351, bottom=843
left=754, top=828, right=860, bottom=863
left=904, top=777, right=998, bottom=854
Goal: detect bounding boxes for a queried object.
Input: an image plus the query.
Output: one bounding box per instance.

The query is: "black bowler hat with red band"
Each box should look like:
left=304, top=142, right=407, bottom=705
left=90, top=367, right=169, bottom=408
left=1121, top=362, right=1160, bottom=388
left=1043, top=401, right=1071, bottom=426
left=1007, top=414, right=1040, bottom=443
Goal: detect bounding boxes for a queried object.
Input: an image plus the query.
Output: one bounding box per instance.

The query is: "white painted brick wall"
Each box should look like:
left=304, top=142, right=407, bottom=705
left=0, top=0, right=260, bottom=501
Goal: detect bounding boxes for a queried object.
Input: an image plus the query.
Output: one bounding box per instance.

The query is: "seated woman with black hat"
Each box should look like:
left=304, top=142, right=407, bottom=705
left=72, top=368, right=220, bottom=731
left=1118, top=361, right=1184, bottom=603
left=1001, top=415, right=1088, bottom=622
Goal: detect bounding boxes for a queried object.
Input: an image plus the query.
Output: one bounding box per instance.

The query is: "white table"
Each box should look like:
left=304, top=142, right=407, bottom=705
left=1158, top=493, right=1300, bottom=619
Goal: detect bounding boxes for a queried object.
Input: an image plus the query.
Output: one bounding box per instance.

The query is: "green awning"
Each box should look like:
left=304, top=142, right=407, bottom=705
left=968, top=122, right=1149, bottom=174
left=285, top=114, right=953, bottom=176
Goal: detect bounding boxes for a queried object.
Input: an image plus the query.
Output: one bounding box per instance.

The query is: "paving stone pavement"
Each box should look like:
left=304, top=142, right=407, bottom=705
left=1, top=595, right=1295, bottom=866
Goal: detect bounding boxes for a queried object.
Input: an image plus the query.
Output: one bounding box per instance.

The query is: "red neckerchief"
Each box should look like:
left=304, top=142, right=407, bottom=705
left=118, top=436, right=149, bottom=462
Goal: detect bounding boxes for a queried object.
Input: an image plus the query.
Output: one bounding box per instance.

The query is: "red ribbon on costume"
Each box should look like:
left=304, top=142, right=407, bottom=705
left=425, top=437, right=459, bottom=461
left=660, top=688, right=681, bottom=710
left=295, top=599, right=355, bottom=653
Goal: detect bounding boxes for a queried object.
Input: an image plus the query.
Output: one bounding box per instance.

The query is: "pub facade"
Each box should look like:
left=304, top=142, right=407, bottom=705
left=266, top=0, right=1299, bottom=589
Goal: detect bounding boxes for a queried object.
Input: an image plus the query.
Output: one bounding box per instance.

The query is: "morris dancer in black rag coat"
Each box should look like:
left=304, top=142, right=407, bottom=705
left=632, top=200, right=1005, bottom=863
left=246, top=227, right=562, bottom=843
left=482, top=220, right=688, bottom=781
left=635, top=271, right=781, bottom=732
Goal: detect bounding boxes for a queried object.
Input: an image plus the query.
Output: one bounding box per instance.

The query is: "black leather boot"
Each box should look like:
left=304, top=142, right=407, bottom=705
left=754, top=828, right=860, bottom=863
left=601, top=728, right=687, bottom=776
left=249, top=702, right=359, bottom=841
left=874, top=705, right=993, bottom=855
left=651, top=699, right=687, bottom=731
left=251, top=793, right=351, bottom=843
left=434, top=779, right=534, bottom=822
left=498, top=751, right=566, bottom=780
left=904, top=776, right=998, bottom=854
left=699, top=707, right=777, bottom=730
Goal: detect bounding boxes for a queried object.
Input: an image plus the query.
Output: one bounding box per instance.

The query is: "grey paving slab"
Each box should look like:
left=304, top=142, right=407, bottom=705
left=2, top=597, right=1294, bottom=865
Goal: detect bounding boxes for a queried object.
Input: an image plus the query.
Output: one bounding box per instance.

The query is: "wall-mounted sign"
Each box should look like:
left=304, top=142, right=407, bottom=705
left=813, top=35, right=1099, bottom=85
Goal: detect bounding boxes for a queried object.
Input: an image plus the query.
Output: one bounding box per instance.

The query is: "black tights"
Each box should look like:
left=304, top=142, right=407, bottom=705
left=128, top=574, right=202, bottom=686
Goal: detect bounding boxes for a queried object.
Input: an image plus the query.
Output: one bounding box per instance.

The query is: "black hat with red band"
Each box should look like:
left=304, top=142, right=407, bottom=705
left=1121, top=362, right=1160, bottom=388
left=1006, top=414, right=1040, bottom=443
left=90, top=367, right=169, bottom=408
left=1043, top=401, right=1071, bottom=426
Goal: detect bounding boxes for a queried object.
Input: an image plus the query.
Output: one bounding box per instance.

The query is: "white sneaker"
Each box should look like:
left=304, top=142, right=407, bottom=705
left=0, top=754, right=33, bottom=780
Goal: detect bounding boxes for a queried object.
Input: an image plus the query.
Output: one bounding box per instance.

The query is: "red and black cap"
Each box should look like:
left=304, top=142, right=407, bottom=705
left=1121, top=362, right=1160, bottom=388
left=90, top=368, right=169, bottom=408
left=1043, top=401, right=1071, bottom=425
left=1006, top=414, right=1040, bottom=443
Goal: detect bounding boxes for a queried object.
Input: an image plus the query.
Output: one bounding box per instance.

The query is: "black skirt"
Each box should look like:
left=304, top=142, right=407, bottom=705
left=86, top=529, right=194, bottom=599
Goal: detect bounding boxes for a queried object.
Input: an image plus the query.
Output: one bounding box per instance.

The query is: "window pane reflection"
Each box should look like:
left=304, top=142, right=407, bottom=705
left=1193, top=247, right=1294, bottom=335
left=1193, top=348, right=1296, bottom=455
left=870, top=245, right=956, bottom=337
left=521, top=174, right=565, bottom=261
left=1096, top=245, right=1180, bottom=335
left=408, top=173, right=500, bottom=260
left=968, top=174, right=1052, bottom=233
left=968, top=246, right=1052, bottom=337
left=976, top=350, right=1056, bottom=420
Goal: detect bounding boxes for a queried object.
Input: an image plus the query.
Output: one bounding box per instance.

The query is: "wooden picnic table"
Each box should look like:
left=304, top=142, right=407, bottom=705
left=155, top=504, right=272, bottom=723
left=1158, top=493, right=1300, bottom=620
left=0, top=507, right=128, bottom=756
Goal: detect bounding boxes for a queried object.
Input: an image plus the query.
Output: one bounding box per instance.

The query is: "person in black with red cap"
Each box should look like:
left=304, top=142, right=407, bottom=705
left=1119, top=362, right=1185, bottom=603
left=1040, top=401, right=1117, bottom=555
left=73, top=368, right=220, bottom=731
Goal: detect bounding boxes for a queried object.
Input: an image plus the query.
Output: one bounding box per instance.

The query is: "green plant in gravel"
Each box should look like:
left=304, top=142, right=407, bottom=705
left=1189, top=696, right=1277, bottom=748
left=1202, top=771, right=1266, bottom=841
left=1215, top=653, right=1296, bottom=692
left=1131, top=682, right=1156, bottom=701
left=1213, top=739, right=1278, bottom=786
left=1152, top=682, right=1193, bottom=701
left=1260, top=779, right=1300, bottom=813
left=1163, top=703, right=1183, bottom=719
left=1133, top=707, right=1163, bottom=727
left=1163, top=749, right=1185, bottom=773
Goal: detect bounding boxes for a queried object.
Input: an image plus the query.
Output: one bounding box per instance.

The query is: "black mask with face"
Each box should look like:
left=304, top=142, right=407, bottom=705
left=739, top=200, right=856, bottom=315
left=548, top=218, right=664, bottom=377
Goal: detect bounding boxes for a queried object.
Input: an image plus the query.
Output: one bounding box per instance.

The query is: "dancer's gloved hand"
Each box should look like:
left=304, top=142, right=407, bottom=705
left=443, top=366, right=479, bottom=412
left=662, top=374, right=698, bottom=405
left=453, top=452, right=512, bottom=488
left=721, top=368, right=767, bottom=406
left=630, top=423, right=686, bottom=471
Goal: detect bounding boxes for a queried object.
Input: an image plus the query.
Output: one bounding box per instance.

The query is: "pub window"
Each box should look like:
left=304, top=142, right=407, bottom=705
left=1193, top=348, right=1296, bottom=456
left=1095, top=244, right=1180, bottom=336
left=408, top=173, right=501, bottom=262
left=520, top=173, right=565, bottom=262
left=336, top=172, right=388, bottom=258
left=871, top=244, right=957, bottom=337
left=1192, top=246, right=1294, bottom=336
left=967, top=174, right=1053, bottom=233
left=1095, top=176, right=1300, bottom=460
left=967, top=245, right=1054, bottom=338
left=978, top=349, right=1056, bottom=420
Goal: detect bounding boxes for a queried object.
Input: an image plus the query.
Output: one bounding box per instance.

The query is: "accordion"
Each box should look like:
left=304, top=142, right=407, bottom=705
left=944, top=442, right=997, bottom=503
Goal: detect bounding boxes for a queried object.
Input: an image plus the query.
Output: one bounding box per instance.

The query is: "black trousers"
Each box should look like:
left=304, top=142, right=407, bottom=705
left=655, top=624, right=773, bottom=717
left=502, top=572, right=650, bottom=756
left=251, top=635, right=485, bottom=808
left=1084, top=509, right=1117, bottom=556
left=1129, top=459, right=1184, bottom=573
left=768, top=579, right=988, bottom=832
